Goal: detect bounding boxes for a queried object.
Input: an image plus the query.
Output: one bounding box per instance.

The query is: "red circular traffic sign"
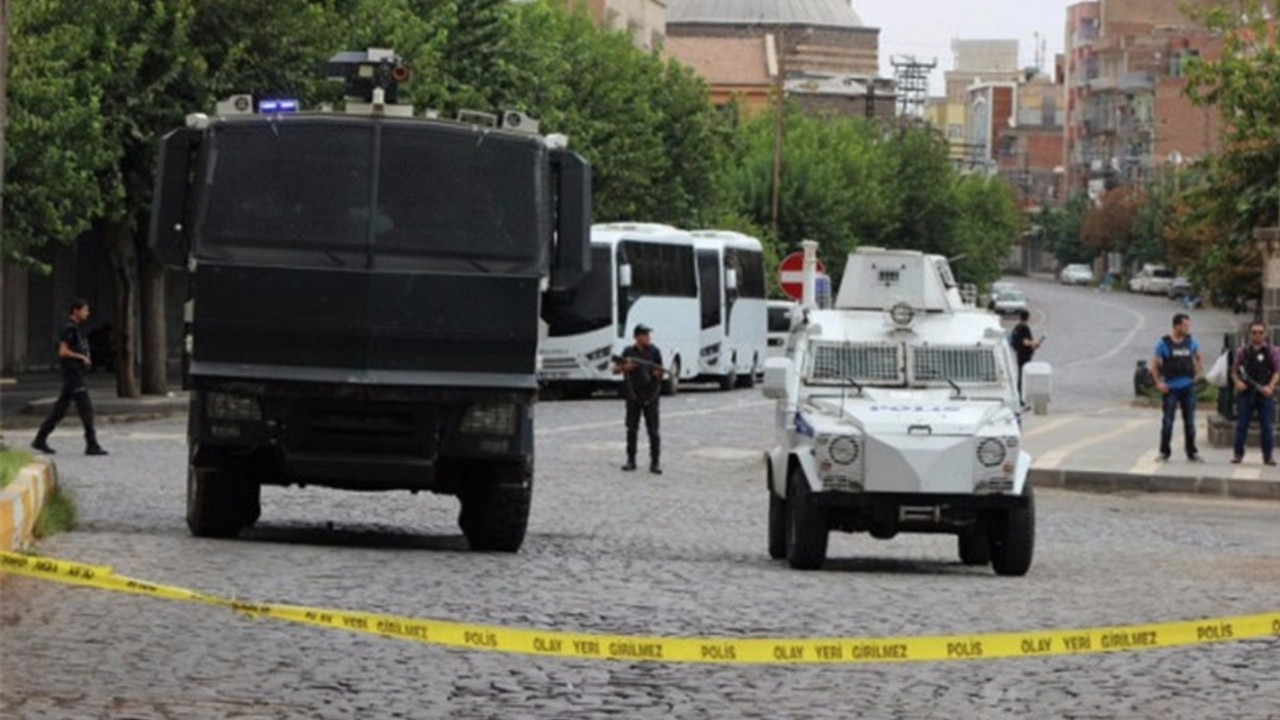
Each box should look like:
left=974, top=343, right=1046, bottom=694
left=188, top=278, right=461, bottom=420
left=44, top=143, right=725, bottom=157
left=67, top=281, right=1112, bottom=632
left=778, top=251, right=826, bottom=300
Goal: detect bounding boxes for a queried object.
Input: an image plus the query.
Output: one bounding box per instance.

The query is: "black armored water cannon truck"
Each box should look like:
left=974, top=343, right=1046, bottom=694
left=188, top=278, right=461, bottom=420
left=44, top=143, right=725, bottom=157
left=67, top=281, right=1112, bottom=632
left=149, top=49, right=591, bottom=550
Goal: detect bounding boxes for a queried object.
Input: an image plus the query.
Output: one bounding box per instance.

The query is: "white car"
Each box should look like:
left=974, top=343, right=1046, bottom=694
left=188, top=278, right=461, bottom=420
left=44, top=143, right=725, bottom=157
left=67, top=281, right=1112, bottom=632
left=992, top=289, right=1029, bottom=316
left=765, top=299, right=798, bottom=364
left=762, top=247, right=1041, bottom=574
left=1059, top=264, right=1095, bottom=285
left=1129, top=265, right=1176, bottom=295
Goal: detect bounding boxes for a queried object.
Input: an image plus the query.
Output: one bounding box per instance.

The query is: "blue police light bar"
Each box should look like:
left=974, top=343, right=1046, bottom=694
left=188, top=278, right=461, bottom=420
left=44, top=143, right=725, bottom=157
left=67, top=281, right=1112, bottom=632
left=258, top=99, right=300, bottom=114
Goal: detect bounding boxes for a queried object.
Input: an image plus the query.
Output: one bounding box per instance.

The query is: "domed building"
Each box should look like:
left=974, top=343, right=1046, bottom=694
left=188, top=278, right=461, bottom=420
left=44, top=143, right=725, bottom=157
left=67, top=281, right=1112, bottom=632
left=664, top=0, right=895, bottom=118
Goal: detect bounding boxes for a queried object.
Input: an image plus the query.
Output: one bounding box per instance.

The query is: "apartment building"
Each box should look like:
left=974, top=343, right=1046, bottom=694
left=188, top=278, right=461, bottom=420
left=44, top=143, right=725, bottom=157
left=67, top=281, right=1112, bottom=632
left=1063, top=0, right=1221, bottom=199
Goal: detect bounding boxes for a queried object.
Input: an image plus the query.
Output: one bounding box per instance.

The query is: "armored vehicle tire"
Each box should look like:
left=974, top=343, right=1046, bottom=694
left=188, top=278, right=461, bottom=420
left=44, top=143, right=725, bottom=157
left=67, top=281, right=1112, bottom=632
left=990, top=486, right=1035, bottom=577
left=717, top=373, right=734, bottom=391
left=662, top=359, right=681, bottom=396
left=768, top=491, right=787, bottom=559
left=958, top=531, right=992, bottom=565
left=458, top=462, right=532, bottom=553
left=186, top=462, right=260, bottom=538
left=785, top=471, right=828, bottom=570
left=737, top=371, right=756, bottom=389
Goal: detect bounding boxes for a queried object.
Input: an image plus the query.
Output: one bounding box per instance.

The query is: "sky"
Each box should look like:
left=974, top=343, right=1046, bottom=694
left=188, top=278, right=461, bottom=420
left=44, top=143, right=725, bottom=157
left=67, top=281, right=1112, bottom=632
left=855, top=0, right=1077, bottom=96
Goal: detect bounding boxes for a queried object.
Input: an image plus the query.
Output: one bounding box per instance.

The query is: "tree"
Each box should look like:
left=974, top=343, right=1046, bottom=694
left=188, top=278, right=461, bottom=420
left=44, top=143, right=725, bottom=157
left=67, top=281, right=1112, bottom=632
left=6, top=0, right=343, bottom=396
left=1035, top=194, right=1093, bottom=266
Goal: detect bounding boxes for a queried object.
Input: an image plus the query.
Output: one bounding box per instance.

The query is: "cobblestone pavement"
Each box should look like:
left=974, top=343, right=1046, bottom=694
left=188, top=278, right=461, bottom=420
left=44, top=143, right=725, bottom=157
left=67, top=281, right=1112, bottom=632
left=3, top=389, right=1279, bottom=719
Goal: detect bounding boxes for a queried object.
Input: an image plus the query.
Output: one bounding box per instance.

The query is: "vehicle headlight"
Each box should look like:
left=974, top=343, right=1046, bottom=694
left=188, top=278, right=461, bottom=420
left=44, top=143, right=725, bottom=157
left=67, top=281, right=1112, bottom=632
left=829, top=436, right=860, bottom=465
left=460, top=403, right=518, bottom=435
left=206, top=392, right=260, bottom=421
left=976, top=437, right=1007, bottom=468
left=890, top=302, right=915, bottom=326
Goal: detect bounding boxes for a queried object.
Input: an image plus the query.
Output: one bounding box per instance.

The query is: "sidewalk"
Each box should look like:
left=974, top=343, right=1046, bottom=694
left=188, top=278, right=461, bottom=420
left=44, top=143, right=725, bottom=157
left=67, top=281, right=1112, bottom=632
left=1021, top=406, right=1280, bottom=501
left=0, top=371, right=189, bottom=431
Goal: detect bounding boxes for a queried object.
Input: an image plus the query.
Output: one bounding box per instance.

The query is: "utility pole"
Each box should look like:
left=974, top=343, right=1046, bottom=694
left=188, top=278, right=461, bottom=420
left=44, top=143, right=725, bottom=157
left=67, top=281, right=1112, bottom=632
left=770, top=29, right=785, bottom=240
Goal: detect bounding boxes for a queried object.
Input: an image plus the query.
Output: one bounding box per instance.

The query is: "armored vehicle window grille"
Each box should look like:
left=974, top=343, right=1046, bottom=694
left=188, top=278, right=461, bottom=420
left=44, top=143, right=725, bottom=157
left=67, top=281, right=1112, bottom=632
left=911, top=345, right=999, bottom=384
left=808, top=342, right=902, bottom=384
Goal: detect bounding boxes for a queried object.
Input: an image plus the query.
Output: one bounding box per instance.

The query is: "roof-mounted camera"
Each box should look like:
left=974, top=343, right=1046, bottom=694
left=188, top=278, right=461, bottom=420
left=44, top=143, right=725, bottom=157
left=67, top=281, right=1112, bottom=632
left=327, top=48, right=411, bottom=115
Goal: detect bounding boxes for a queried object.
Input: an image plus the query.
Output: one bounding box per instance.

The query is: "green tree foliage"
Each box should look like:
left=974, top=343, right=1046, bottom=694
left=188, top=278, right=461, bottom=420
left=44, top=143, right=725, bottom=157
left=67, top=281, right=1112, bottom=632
left=1034, top=193, right=1092, bottom=266
left=1180, top=0, right=1277, bottom=298
left=722, top=109, right=1018, bottom=287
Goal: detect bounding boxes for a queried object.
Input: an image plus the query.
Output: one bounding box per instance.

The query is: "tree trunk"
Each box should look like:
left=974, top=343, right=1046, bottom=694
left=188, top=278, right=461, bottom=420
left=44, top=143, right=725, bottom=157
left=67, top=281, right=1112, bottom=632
left=104, top=219, right=140, bottom=398
left=141, top=248, right=167, bottom=395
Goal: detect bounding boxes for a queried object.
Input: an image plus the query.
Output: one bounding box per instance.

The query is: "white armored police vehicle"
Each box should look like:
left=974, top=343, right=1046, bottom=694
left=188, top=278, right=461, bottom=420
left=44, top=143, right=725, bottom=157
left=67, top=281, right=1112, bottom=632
left=763, top=243, right=1041, bottom=574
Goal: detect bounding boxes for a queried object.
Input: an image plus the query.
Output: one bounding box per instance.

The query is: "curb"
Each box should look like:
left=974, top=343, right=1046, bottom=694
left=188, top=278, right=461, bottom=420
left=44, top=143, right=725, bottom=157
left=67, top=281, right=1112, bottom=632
left=0, top=458, right=57, bottom=551
left=1030, top=468, right=1280, bottom=502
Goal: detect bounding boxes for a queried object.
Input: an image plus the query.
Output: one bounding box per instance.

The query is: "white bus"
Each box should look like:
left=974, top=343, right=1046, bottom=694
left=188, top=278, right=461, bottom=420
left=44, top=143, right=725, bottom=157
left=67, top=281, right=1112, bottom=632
left=539, top=223, right=702, bottom=396
left=691, top=230, right=768, bottom=390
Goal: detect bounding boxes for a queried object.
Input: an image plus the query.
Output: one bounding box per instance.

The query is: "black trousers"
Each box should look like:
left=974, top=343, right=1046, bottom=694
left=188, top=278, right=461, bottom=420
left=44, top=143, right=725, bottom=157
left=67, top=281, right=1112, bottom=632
left=36, top=367, right=98, bottom=447
left=625, top=398, right=660, bottom=462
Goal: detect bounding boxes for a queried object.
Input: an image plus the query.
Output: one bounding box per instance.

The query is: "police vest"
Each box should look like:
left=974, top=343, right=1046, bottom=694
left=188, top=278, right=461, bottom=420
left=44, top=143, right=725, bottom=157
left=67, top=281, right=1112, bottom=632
left=1161, top=335, right=1195, bottom=380
left=1238, top=345, right=1276, bottom=387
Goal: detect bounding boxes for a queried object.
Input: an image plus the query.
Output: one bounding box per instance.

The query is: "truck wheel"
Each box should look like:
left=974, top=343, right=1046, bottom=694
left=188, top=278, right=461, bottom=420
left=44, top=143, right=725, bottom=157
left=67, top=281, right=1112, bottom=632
left=737, top=370, right=756, bottom=389
left=717, top=373, right=734, bottom=391
left=459, top=461, right=532, bottom=552
left=768, top=491, right=787, bottom=559
left=662, top=359, right=681, bottom=396
left=186, top=461, right=257, bottom=538
left=786, top=470, right=828, bottom=570
left=991, top=486, right=1035, bottom=576
left=958, top=531, right=991, bottom=565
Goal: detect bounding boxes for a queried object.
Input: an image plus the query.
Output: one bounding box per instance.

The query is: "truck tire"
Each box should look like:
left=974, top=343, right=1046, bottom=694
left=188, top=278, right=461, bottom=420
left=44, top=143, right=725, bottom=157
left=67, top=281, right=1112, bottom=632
left=717, top=372, right=734, bottom=391
left=459, top=461, right=532, bottom=552
left=991, top=486, right=1035, bottom=576
left=768, top=491, right=787, bottom=559
left=186, top=461, right=258, bottom=538
left=958, top=531, right=991, bottom=565
left=786, top=470, right=828, bottom=570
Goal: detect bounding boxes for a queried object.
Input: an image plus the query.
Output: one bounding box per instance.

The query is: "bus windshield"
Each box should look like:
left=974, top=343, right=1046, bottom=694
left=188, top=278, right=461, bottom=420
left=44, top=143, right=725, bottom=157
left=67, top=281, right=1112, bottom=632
left=542, top=246, right=613, bottom=337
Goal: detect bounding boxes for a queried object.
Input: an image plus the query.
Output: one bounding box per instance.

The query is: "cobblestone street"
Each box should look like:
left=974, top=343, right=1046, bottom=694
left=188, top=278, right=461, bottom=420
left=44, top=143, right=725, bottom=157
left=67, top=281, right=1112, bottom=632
left=3, top=388, right=1279, bottom=718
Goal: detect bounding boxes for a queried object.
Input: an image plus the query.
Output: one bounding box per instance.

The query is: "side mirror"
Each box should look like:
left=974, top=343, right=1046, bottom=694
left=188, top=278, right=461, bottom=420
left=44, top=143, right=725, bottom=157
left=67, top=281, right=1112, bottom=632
left=725, top=268, right=739, bottom=291
left=619, top=263, right=633, bottom=289
left=763, top=357, right=794, bottom=400
left=550, top=149, right=592, bottom=291
left=149, top=128, right=199, bottom=268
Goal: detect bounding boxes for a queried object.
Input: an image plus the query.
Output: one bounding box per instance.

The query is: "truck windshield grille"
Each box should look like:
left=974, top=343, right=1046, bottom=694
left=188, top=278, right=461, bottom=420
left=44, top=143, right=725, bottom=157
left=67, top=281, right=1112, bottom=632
left=911, top=345, right=998, bottom=384
left=808, top=342, right=902, bottom=384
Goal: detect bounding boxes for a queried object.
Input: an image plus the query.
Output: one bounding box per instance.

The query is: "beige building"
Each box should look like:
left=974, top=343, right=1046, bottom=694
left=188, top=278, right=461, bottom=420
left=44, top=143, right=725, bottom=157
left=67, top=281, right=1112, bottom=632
left=560, top=0, right=669, bottom=50
left=663, top=0, right=894, bottom=118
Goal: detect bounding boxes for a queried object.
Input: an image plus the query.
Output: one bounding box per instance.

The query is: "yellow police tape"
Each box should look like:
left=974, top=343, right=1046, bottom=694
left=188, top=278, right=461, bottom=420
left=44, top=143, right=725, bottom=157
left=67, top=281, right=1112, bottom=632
left=3, top=550, right=1278, bottom=664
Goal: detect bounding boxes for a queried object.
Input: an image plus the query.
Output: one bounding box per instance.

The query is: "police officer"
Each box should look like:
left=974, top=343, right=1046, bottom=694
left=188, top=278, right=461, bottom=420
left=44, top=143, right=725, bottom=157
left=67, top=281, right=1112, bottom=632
left=1009, top=308, right=1041, bottom=406
left=1151, top=312, right=1203, bottom=462
left=32, top=298, right=108, bottom=456
left=613, top=324, right=663, bottom=474
left=1230, top=321, right=1280, bottom=466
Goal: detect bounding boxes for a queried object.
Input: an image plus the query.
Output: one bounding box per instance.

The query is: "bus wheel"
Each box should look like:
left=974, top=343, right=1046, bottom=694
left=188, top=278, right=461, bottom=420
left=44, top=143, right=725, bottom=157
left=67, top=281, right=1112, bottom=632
left=662, top=358, right=681, bottom=396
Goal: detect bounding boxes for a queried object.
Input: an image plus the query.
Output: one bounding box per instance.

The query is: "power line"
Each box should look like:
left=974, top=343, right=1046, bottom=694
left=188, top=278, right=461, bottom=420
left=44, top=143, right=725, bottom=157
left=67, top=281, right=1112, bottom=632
left=891, top=55, right=937, bottom=118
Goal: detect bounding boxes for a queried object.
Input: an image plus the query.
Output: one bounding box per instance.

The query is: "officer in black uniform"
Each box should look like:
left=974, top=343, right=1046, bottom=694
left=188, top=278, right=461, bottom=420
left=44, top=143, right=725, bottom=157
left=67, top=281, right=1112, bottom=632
left=32, top=298, right=108, bottom=456
left=1231, top=321, right=1280, bottom=465
left=613, top=324, right=663, bottom=474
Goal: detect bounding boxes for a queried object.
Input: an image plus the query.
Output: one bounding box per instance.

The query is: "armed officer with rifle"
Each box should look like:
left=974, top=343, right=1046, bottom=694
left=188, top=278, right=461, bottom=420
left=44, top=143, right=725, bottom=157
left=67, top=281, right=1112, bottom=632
left=1231, top=321, right=1280, bottom=466
left=612, top=324, right=664, bottom=474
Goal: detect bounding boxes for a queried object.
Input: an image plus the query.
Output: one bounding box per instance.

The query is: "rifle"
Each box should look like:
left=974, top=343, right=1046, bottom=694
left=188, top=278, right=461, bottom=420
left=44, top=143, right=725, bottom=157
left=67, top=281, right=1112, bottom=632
left=612, top=354, right=671, bottom=378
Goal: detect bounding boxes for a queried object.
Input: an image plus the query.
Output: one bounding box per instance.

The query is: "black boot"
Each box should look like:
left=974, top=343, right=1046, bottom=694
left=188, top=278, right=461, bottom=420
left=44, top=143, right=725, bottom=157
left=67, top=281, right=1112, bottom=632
left=649, top=459, right=662, bottom=475
left=85, top=445, right=109, bottom=456
left=622, top=456, right=637, bottom=471
left=31, top=437, right=55, bottom=454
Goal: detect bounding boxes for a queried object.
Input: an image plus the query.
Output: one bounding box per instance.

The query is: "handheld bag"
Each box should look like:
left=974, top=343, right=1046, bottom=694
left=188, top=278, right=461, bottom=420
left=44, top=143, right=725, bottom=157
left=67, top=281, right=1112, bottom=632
left=1206, top=350, right=1231, bottom=388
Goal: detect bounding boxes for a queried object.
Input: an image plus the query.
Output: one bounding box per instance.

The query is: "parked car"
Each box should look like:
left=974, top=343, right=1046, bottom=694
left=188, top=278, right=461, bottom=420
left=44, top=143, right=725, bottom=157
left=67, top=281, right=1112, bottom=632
left=1128, top=264, right=1176, bottom=295
left=992, top=289, right=1029, bottom=316
left=1059, top=264, right=1095, bottom=285
left=1167, top=276, right=1195, bottom=300
left=986, top=281, right=1016, bottom=310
